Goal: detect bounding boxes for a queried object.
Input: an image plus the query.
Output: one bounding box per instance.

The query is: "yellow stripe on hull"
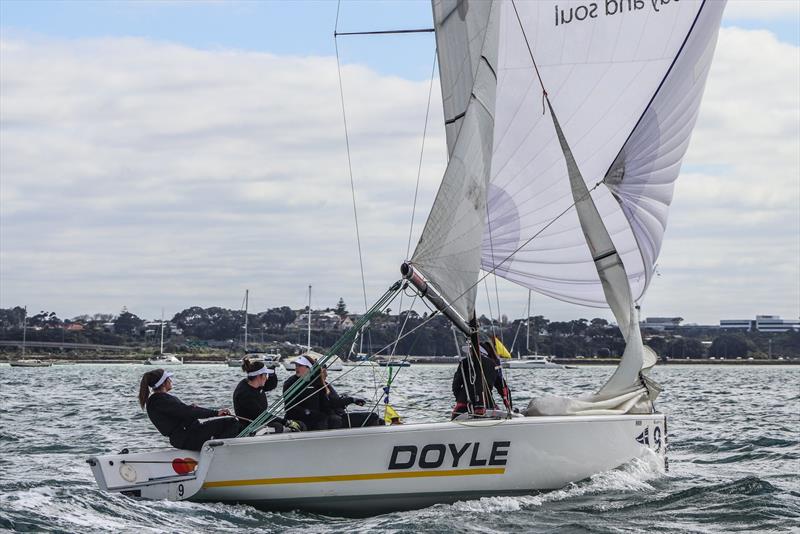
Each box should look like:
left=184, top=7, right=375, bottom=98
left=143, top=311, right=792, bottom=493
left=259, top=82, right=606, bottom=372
left=203, top=467, right=506, bottom=488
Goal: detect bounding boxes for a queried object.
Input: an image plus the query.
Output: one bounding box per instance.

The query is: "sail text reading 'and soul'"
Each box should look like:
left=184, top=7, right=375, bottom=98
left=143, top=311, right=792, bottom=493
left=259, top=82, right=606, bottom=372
left=555, top=0, right=682, bottom=26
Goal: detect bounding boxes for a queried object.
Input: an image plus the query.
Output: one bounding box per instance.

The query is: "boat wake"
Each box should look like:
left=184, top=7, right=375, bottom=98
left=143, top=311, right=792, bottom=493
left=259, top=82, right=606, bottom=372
left=448, top=452, right=665, bottom=514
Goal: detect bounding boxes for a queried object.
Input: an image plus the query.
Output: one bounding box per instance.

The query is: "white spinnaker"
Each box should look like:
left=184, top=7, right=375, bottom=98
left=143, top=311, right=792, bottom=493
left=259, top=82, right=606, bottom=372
left=410, top=0, right=500, bottom=322
left=484, top=0, right=726, bottom=308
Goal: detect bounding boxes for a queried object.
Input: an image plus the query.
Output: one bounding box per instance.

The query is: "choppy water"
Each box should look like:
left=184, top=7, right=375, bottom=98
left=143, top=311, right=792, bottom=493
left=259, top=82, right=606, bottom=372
left=1, top=363, right=798, bottom=533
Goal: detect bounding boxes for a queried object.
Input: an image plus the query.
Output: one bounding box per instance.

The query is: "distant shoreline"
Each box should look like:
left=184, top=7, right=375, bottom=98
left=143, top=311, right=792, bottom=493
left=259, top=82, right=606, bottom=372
left=2, top=356, right=798, bottom=366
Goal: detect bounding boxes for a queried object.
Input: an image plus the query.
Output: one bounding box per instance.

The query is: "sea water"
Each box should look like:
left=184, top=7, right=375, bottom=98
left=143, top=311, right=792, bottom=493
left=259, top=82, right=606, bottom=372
left=0, top=363, right=797, bottom=533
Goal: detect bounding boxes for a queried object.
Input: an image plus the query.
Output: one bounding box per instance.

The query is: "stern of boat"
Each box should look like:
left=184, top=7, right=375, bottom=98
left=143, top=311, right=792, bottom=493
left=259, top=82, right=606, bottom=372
left=87, top=447, right=209, bottom=501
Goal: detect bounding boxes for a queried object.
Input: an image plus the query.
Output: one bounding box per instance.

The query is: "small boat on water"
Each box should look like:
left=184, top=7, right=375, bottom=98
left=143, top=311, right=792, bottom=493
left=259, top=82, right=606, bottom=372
left=503, top=354, right=563, bottom=370
left=146, top=310, right=182, bottom=365
left=145, top=353, right=182, bottom=365
left=9, top=359, right=52, bottom=367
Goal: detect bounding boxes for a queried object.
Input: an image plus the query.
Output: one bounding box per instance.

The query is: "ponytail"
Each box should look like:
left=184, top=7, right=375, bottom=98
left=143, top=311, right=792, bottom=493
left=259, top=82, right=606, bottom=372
left=138, top=369, right=165, bottom=408
left=242, top=357, right=265, bottom=375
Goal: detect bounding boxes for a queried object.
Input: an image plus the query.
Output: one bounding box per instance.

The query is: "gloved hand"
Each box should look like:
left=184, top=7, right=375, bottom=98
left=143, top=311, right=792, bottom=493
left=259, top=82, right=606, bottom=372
left=352, top=397, right=367, bottom=407
left=285, top=420, right=303, bottom=432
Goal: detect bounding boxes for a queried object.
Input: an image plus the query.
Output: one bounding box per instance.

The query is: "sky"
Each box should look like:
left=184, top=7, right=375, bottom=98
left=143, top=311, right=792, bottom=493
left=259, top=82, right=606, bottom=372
left=1, top=0, right=798, bottom=325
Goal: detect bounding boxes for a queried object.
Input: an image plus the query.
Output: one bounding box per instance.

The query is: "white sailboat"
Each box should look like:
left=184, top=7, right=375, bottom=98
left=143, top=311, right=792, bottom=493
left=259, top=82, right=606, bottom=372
left=89, top=0, right=726, bottom=514
left=227, top=290, right=282, bottom=368
left=145, top=310, right=182, bottom=365
left=283, top=286, right=343, bottom=371
left=504, top=290, right=564, bottom=369
left=9, top=306, right=51, bottom=367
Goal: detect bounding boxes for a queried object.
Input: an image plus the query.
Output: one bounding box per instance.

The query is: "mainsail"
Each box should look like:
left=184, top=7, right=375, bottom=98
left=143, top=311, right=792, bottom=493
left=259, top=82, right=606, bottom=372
left=409, top=0, right=501, bottom=323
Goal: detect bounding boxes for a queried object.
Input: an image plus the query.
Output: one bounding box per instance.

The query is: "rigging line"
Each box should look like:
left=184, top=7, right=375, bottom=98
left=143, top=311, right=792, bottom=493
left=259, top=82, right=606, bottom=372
left=484, top=195, right=504, bottom=345
left=510, top=0, right=548, bottom=110
left=405, top=51, right=438, bottom=260
left=334, top=16, right=370, bottom=323
left=397, top=49, right=438, bottom=329
left=483, top=278, right=497, bottom=339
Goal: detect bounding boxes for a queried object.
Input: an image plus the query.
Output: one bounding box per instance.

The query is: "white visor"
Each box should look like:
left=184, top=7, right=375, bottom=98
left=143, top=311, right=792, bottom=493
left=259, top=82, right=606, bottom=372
left=294, top=355, right=313, bottom=368
left=152, top=371, right=173, bottom=389
left=247, top=367, right=274, bottom=378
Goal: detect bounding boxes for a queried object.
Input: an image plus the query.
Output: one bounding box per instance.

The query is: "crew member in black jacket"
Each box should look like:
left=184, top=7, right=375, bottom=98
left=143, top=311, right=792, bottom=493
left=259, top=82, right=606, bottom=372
left=451, top=341, right=510, bottom=419
left=233, top=358, right=303, bottom=433
left=282, top=355, right=331, bottom=430
left=138, top=369, right=240, bottom=451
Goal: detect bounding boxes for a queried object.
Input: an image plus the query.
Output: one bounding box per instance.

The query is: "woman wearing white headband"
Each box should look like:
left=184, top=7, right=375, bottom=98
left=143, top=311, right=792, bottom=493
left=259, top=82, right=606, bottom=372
left=138, top=368, right=240, bottom=451
left=282, top=354, right=330, bottom=430
left=233, top=358, right=303, bottom=433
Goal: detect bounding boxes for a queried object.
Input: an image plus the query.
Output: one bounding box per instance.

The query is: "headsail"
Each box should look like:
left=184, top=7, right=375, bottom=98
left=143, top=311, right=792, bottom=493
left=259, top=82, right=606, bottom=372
left=408, top=0, right=500, bottom=323
left=483, top=0, right=726, bottom=309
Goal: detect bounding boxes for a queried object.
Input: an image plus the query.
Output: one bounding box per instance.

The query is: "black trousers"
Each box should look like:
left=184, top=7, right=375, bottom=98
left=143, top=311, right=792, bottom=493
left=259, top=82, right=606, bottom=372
left=170, top=417, right=242, bottom=451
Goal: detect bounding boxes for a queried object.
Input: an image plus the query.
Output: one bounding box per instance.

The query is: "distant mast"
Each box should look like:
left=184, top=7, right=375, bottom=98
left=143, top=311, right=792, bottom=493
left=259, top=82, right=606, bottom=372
left=526, top=290, right=531, bottom=355
left=21, top=305, right=27, bottom=357
left=307, top=285, right=312, bottom=352
left=244, top=289, right=249, bottom=352
left=159, top=309, right=165, bottom=355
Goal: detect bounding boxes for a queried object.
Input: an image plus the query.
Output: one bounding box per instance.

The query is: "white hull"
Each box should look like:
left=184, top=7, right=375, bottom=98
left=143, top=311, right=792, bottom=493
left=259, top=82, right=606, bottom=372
left=9, top=359, right=52, bottom=367
left=145, top=354, right=182, bottom=365
left=88, top=413, right=666, bottom=516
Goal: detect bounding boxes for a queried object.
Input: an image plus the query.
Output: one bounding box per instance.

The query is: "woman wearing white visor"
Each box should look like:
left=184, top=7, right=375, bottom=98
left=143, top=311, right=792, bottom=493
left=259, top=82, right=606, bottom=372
left=138, top=368, right=240, bottom=451
left=282, top=354, right=330, bottom=430
left=233, top=358, right=303, bottom=433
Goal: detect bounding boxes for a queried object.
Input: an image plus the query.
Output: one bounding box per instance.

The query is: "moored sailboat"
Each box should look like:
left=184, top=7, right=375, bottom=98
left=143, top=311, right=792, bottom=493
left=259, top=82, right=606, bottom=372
left=89, top=0, right=726, bottom=514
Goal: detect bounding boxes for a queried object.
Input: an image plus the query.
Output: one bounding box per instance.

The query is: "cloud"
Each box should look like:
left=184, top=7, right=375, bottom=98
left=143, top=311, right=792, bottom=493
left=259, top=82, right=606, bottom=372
left=1, top=25, right=798, bottom=326
left=722, top=0, right=800, bottom=21
left=0, top=34, right=446, bottom=319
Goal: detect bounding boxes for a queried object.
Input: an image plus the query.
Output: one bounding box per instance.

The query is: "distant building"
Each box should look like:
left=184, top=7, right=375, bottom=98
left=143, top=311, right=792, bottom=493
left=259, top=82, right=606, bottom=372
left=720, top=315, right=799, bottom=333
left=755, top=315, right=800, bottom=333
left=719, top=319, right=752, bottom=331
left=641, top=317, right=683, bottom=331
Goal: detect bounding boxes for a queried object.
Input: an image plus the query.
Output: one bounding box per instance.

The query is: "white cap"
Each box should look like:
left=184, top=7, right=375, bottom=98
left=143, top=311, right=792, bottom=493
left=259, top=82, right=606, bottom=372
left=152, top=371, right=173, bottom=389
left=247, top=367, right=274, bottom=378
left=294, top=355, right=313, bottom=368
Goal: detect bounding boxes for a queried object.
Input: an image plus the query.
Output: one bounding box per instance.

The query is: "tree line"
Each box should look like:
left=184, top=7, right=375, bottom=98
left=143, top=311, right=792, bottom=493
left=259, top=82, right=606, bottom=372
left=0, top=304, right=797, bottom=359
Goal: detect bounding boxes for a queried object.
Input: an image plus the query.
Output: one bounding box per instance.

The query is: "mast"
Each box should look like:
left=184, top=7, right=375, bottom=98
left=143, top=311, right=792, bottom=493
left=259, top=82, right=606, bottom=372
left=21, top=306, right=27, bottom=357
left=307, top=285, right=312, bottom=352
left=159, top=308, right=165, bottom=355
left=244, top=289, right=249, bottom=352
left=525, top=290, right=531, bottom=356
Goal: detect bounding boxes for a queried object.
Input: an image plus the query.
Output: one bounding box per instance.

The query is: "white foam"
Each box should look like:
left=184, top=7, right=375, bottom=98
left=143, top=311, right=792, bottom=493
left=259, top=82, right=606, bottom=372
left=450, top=452, right=665, bottom=513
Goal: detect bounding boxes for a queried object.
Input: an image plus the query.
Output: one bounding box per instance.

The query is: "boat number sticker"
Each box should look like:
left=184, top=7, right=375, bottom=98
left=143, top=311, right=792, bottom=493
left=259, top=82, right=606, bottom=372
left=653, top=426, right=662, bottom=452
left=388, top=441, right=510, bottom=470
left=177, top=484, right=184, bottom=497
